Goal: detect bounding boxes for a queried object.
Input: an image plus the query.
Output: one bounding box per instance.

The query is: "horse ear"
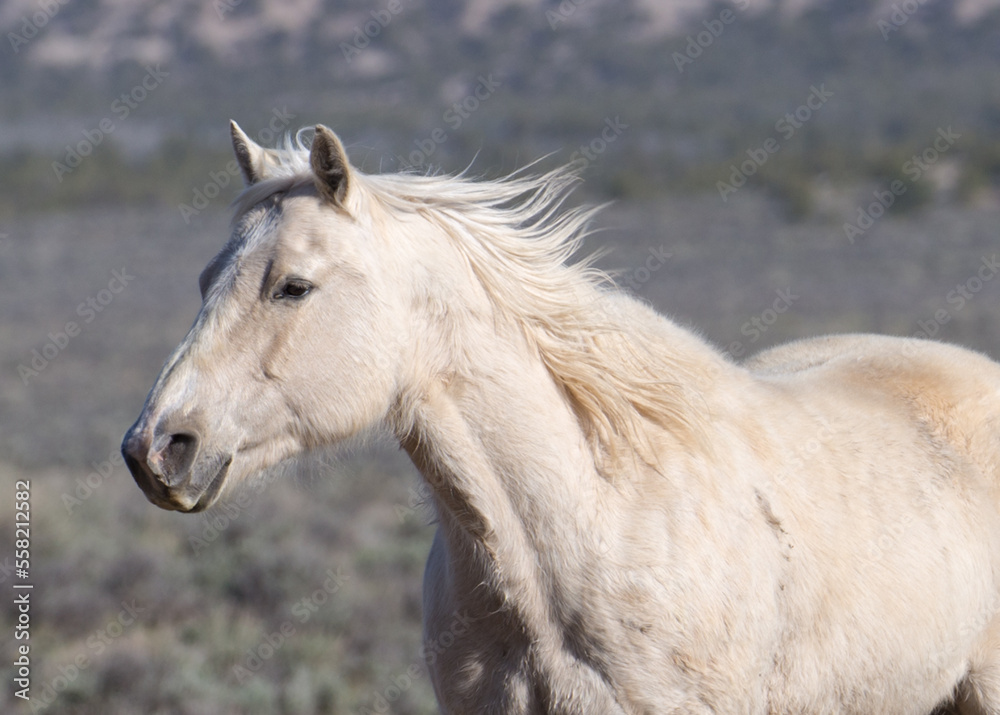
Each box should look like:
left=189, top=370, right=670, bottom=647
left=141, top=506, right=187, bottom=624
left=230, top=120, right=272, bottom=186
left=229, top=120, right=290, bottom=186
left=231, top=121, right=289, bottom=186
left=310, top=125, right=350, bottom=205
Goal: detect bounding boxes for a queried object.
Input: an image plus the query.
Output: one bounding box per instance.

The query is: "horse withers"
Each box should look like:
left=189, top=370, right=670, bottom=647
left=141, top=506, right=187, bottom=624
left=123, top=122, right=1000, bottom=714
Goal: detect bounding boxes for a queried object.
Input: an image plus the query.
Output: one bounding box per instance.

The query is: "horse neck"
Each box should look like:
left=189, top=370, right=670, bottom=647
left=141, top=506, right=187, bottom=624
left=396, top=311, right=608, bottom=630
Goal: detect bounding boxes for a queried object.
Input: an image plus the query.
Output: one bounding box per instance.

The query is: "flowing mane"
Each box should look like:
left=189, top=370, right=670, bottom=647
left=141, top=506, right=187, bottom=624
left=126, top=121, right=1000, bottom=713
left=230, top=131, right=713, bottom=468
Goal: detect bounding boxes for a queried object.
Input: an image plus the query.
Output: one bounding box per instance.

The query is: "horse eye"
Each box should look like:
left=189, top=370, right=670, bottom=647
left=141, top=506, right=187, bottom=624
left=274, top=280, right=311, bottom=300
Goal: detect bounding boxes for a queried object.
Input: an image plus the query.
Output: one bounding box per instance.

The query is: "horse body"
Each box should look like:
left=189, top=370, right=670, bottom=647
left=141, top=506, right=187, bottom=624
left=413, top=292, right=1000, bottom=714
left=123, top=123, right=1000, bottom=714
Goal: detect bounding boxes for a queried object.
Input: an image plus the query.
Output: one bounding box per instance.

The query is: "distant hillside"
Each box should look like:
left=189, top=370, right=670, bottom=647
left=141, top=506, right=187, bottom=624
left=2, top=0, right=999, bottom=218
left=4, top=0, right=1000, bottom=73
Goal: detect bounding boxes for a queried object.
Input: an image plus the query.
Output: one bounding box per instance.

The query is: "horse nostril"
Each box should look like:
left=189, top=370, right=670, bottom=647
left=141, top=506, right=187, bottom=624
left=122, top=429, right=151, bottom=478
left=158, top=432, right=199, bottom=483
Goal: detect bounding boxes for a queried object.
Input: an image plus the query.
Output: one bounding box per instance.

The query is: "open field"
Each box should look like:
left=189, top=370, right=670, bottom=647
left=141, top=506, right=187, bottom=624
left=2, top=0, right=999, bottom=711
left=2, top=184, right=1000, bottom=712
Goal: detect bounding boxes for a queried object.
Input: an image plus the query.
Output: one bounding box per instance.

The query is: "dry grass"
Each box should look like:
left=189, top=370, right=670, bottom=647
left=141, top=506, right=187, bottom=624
left=2, top=190, right=999, bottom=712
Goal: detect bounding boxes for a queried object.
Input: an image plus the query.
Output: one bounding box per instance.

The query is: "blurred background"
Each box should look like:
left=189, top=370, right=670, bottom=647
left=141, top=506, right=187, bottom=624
left=1, top=0, right=999, bottom=713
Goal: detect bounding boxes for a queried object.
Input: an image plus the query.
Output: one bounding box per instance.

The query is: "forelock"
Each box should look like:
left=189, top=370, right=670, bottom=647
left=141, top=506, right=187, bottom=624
left=230, top=128, right=314, bottom=225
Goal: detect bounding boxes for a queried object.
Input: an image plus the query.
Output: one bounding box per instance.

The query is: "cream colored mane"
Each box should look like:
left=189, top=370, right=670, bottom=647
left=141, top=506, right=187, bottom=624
left=125, top=123, right=1000, bottom=713
left=231, top=132, right=709, bottom=467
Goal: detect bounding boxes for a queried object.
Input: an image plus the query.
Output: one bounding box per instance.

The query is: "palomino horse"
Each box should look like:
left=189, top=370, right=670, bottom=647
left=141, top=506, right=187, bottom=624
left=124, top=123, right=1000, bottom=714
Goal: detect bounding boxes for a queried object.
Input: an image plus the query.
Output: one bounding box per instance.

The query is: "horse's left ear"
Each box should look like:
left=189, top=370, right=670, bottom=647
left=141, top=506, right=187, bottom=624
left=310, top=125, right=351, bottom=205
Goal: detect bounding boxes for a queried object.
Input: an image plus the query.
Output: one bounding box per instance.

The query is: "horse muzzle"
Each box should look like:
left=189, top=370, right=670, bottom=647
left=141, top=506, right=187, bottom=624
left=122, top=421, right=232, bottom=513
